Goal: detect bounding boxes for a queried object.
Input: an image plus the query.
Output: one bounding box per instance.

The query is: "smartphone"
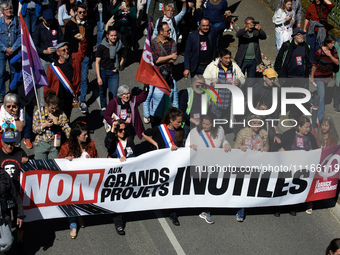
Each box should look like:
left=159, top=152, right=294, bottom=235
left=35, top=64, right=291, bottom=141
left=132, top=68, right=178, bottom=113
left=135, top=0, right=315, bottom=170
left=122, top=2, right=126, bottom=8
left=253, top=21, right=259, bottom=26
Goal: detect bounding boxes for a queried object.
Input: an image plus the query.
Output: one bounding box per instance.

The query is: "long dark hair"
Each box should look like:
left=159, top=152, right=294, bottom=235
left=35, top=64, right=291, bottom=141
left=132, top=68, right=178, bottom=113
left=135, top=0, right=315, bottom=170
left=316, top=116, right=339, bottom=146
left=326, top=238, right=340, bottom=255
left=63, top=0, right=74, bottom=15
left=313, top=0, right=326, bottom=18
left=161, top=107, right=183, bottom=145
left=69, top=121, right=90, bottom=158
left=197, top=114, right=219, bottom=139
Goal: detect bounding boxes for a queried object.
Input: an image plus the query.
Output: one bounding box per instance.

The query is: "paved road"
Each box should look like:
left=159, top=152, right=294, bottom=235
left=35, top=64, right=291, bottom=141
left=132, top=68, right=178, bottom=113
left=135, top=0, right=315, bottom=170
left=9, top=0, right=340, bottom=254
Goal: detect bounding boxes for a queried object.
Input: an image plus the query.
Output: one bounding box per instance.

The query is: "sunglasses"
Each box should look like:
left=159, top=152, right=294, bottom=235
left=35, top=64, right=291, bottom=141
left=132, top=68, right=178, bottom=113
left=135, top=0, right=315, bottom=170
left=6, top=104, right=17, bottom=109
left=59, top=48, right=69, bottom=52
left=78, top=11, right=86, bottom=14
left=118, top=128, right=126, bottom=133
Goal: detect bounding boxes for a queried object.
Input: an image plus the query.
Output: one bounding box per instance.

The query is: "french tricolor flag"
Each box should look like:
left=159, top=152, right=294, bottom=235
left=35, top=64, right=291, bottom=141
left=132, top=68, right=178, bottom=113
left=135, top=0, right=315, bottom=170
left=116, top=141, right=126, bottom=158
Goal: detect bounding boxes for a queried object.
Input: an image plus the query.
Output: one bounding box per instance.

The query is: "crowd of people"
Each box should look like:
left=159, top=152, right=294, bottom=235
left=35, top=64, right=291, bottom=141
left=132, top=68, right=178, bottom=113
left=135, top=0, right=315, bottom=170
left=0, top=0, right=340, bottom=253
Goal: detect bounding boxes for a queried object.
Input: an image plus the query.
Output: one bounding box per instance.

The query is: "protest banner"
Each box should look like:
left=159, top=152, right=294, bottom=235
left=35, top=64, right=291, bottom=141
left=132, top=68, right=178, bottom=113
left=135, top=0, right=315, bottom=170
left=20, top=146, right=340, bottom=222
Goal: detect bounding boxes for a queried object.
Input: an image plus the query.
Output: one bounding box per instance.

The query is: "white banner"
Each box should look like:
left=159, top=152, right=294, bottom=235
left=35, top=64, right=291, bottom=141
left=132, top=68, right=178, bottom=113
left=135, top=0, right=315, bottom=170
left=20, top=146, right=340, bottom=222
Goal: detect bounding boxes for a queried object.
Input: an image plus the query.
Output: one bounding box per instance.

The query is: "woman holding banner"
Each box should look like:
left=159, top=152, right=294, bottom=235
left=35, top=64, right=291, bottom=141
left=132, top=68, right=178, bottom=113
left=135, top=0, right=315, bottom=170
left=233, top=115, right=269, bottom=222
left=185, top=114, right=231, bottom=224
left=142, top=107, right=183, bottom=225
left=105, top=119, right=135, bottom=161
left=104, top=119, right=134, bottom=235
left=58, top=121, right=98, bottom=239
left=278, top=115, right=318, bottom=216
left=312, top=115, right=339, bottom=148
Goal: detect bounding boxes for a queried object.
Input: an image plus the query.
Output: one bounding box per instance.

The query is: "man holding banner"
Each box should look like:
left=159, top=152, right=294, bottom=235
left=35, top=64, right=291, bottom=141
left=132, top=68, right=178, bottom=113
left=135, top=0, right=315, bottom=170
left=45, top=34, right=87, bottom=119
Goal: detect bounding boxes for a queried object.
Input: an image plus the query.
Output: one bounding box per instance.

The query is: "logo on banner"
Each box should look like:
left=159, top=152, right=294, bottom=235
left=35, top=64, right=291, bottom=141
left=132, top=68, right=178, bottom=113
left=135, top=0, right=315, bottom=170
left=305, top=146, right=340, bottom=202
left=21, top=169, right=105, bottom=209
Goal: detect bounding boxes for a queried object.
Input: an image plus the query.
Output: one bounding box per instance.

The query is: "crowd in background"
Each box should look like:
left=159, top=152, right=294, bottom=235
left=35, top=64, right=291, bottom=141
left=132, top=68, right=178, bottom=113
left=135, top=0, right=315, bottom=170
left=0, top=0, right=340, bottom=253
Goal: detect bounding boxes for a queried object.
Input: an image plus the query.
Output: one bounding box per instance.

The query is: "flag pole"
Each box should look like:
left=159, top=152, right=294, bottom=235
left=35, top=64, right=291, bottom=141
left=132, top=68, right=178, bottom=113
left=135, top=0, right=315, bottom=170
left=29, top=66, right=44, bottom=128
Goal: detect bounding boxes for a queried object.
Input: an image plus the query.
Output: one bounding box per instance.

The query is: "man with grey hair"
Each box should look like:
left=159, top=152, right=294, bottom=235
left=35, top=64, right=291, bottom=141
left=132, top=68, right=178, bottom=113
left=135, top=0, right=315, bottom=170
left=0, top=2, right=20, bottom=103
left=45, top=33, right=86, bottom=119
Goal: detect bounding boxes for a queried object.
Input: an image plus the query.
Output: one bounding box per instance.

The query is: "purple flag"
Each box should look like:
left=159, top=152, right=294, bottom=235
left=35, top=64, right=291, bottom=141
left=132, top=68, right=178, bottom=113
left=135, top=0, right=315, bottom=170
left=20, top=14, right=48, bottom=96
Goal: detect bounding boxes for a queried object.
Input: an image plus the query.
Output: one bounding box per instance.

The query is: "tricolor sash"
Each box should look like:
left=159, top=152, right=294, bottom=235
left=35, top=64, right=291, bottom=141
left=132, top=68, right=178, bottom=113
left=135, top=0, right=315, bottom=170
left=158, top=124, right=175, bottom=148
left=200, top=131, right=215, bottom=148
left=116, top=140, right=126, bottom=158
left=50, top=63, right=75, bottom=97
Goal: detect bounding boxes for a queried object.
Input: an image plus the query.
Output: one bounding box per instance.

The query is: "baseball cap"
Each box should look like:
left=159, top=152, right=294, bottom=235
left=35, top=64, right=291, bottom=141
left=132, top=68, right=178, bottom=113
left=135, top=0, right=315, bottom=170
left=42, top=9, right=54, bottom=20
left=292, top=27, right=306, bottom=37
left=2, top=131, right=16, bottom=143
left=263, top=68, right=277, bottom=78
left=55, top=42, right=69, bottom=50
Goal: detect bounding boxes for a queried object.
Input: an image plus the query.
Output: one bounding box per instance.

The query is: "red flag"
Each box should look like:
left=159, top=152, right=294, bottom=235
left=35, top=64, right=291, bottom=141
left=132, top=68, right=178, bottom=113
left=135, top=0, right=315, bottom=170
left=136, top=17, right=171, bottom=95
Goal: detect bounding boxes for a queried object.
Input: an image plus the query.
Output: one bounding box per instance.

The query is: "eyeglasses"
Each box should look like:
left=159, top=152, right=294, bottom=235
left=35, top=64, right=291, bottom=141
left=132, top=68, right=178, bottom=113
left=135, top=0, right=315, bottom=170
left=122, top=92, right=131, bottom=96
left=164, top=29, right=171, bottom=33
left=118, top=128, right=126, bottom=133
left=59, top=48, right=69, bottom=52
left=6, top=104, right=17, bottom=109
left=78, top=11, right=86, bottom=14
left=295, top=33, right=304, bottom=36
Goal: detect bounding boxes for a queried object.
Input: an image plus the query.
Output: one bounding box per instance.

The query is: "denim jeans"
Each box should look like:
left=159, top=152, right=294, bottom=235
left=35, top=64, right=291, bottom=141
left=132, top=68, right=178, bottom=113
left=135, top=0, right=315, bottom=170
left=68, top=217, right=77, bottom=229
left=191, top=65, right=207, bottom=78
left=24, top=104, right=34, bottom=139
left=99, top=68, right=119, bottom=108
left=212, top=21, right=223, bottom=50
left=96, top=11, right=105, bottom=48
left=0, top=56, right=15, bottom=95
left=237, top=208, right=245, bottom=218
left=334, top=85, right=340, bottom=110
left=241, top=60, right=257, bottom=80
left=79, top=56, right=90, bottom=103
left=241, top=60, right=257, bottom=98
left=22, top=8, right=38, bottom=33
left=315, top=80, right=328, bottom=121
left=306, top=32, right=320, bottom=65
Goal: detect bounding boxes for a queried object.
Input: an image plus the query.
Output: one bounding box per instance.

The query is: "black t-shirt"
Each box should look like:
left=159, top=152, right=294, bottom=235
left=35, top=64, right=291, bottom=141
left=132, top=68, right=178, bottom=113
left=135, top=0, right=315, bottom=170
left=56, top=60, right=74, bottom=100
left=198, top=34, right=212, bottom=64
left=96, top=44, right=116, bottom=70
left=288, top=44, right=306, bottom=78
left=0, top=148, right=27, bottom=189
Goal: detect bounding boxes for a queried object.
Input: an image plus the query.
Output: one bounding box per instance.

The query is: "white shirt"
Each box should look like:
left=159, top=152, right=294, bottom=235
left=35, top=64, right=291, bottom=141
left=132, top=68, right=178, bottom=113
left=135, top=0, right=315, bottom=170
left=185, top=126, right=229, bottom=148
left=0, top=105, right=24, bottom=145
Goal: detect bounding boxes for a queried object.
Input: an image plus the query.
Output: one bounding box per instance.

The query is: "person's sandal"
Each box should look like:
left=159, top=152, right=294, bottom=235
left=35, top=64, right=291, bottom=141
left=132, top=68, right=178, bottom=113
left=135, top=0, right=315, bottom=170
left=70, top=229, right=77, bottom=239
